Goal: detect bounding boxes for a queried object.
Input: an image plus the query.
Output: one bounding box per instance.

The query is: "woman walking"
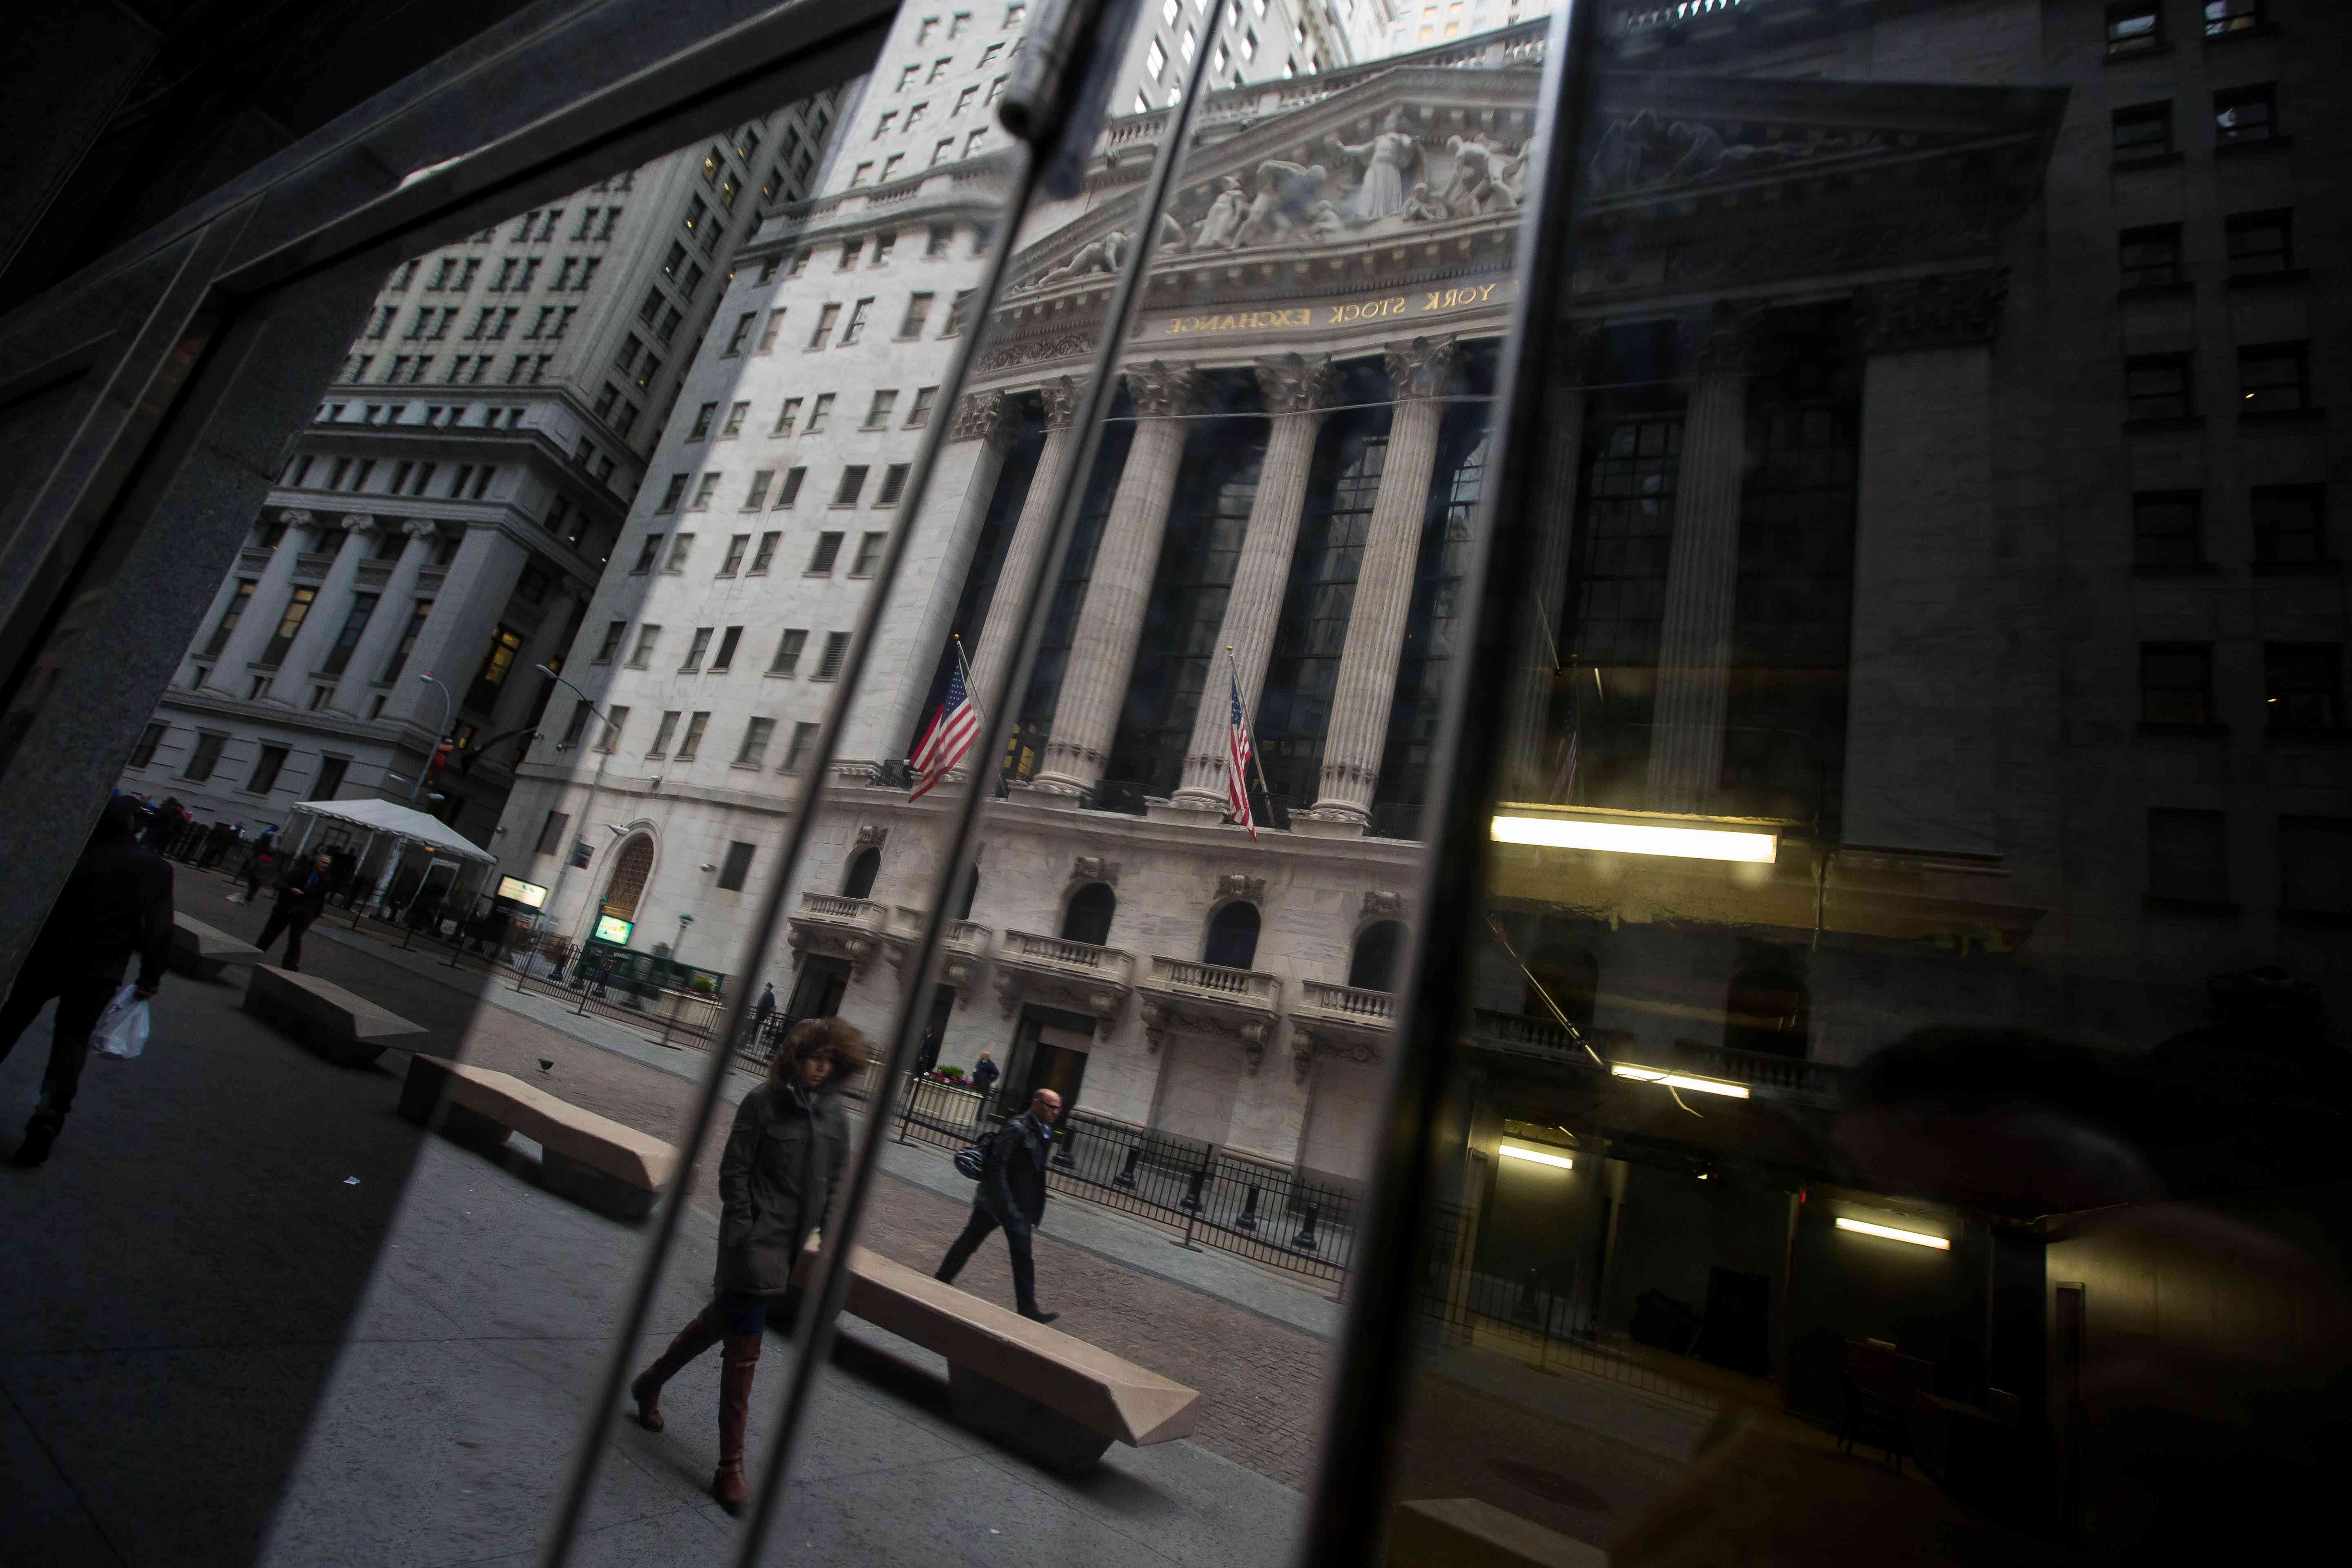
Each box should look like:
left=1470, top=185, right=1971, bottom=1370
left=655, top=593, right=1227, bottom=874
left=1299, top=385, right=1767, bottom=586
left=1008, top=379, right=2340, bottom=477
left=628, top=1016, right=864, bottom=1512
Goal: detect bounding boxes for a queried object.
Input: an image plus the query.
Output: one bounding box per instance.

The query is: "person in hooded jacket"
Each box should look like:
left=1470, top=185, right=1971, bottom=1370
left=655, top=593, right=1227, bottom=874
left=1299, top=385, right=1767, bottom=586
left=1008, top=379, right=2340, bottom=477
left=0, top=798, right=172, bottom=1165
left=628, top=1016, right=864, bottom=1513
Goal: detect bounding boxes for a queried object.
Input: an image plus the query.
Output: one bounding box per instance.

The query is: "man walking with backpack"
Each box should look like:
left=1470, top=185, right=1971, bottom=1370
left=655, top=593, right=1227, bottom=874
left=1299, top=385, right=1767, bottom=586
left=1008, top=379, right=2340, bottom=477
left=934, top=1087, right=1062, bottom=1323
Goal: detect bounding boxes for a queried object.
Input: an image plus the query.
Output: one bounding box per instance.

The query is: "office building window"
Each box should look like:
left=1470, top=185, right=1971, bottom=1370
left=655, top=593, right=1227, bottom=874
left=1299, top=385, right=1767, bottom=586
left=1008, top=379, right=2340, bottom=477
left=2278, top=816, right=2352, bottom=916
left=627, top=625, right=662, bottom=668
left=878, top=463, right=910, bottom=506
left=2106, top=2, right=2161, bottom=55
left=2142, top=642, right=2215, bottom=726
left=595, top=620, right=627, bottom=663
left=751, top=532, right=782, bottom=573
left=781, top=722, right=820, bottom=773
left=681, top=627, right=713, bottom=672
left=806, top=394, right=834, bottom=432
left=2265, top=645, right=2342, bottom=731
left=2238, top=344, right=2308, bottom=414
left=2252, top=486, right=2326, bottom=564
left=310, top=757, right=349, bottom=802
left=674, top=711, right=709, bottom=760
left=647, top=711, right=680, bottom=757
left=690, top=472, right=721, bottom=510
left=2119, top=225, right=2182, bottom=290
left=717, top=840, right=757, bottom=890
left=2126, top=354, right=2194, bottom=422
left=809, top=303, right=840, bottom=349
left=2214, top=83, right=2277, bottom=146
left=770, top=628, right=807, bottom=675
left=722, top=401, right=749, bottom=438
left=734, top=718, right=775, bottom=768
left=863, top=391, right=897, bottom=428
left=535, top=810, right=570, bottom=855
left=381, top=598, right=433, bottom=682
left=905, top=387, right=937, bottom=428
left=184, top=733, right=227, bottom=782
left=711, top=627, right=742, bottom=672
left=2112, top=101, right=2171, bottom=158
left=810, top=532, right=845, bottom=573
left=778, top=468, right=807, bottom=508
left=721, top=535, right=751, bottom=575
left=247, top=746, right=290, bottom=796
left=841, top=298, right=872, bottom=345
left=815, top=630, right=851, bottom=680
left=319, top=592, right=379, bottom=676
left=259, top=587, right=316, bottom=666
left=597, top=706, right=630, bottom=753
left=2225, top=209, right=2293, bottom=279
left=203, top=580, right=256, bottom=657
left=130, top=722, right=166, bottom=768
left=688, top=402, right=717, bottom=439
left=852, top=532, right=887, bottom=575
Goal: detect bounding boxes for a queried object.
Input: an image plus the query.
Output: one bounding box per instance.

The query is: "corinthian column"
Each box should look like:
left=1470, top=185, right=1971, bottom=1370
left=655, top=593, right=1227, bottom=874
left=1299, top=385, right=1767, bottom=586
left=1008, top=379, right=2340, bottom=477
left=840, top=388, right=1022, bottom=766
left=1501, top=330, right=1598, bottom=800
left=1646, top=309, right=1748, bottom=813
left=967, top=376, right=1085, bottom=705
left=1029, top=361, right=1199, bottom=800
left=1301, top=336, right=1459, bottom=835
left=1166, top=354, right=1338, bottom=818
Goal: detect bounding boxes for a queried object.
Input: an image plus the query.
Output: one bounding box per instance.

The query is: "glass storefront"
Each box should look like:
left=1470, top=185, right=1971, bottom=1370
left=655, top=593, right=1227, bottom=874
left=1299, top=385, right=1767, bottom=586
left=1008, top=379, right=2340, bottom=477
left=3, top=2, right=2345, bottom=1564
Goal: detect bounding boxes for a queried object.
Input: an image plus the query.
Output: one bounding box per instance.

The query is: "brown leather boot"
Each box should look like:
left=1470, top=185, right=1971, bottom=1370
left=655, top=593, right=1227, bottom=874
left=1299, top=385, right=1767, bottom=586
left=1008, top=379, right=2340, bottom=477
left=710, top=1333, right=762, bottom=1514
left=629, top=1303, right=723, bottom=1433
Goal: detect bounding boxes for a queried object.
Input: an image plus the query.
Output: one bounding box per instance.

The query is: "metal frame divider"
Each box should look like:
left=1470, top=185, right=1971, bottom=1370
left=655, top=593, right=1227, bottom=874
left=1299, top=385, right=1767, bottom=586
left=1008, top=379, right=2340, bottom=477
left=1298, top=2, right=1606, bottom=1560
left=724, top=2, right=1240, bottom=1559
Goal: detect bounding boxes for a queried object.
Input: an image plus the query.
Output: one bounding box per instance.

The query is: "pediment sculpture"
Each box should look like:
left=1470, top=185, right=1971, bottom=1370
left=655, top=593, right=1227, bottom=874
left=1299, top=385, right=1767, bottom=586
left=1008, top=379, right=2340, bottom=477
left=1587, top=108, right=1884, bottom=196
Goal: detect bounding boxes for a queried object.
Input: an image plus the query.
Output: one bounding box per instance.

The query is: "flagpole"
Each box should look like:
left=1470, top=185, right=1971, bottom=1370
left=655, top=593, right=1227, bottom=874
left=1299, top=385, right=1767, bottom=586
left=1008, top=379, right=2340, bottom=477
left=1229, top=646, right=1275, bottom=812
left=952, top=634, right=985, bottom=727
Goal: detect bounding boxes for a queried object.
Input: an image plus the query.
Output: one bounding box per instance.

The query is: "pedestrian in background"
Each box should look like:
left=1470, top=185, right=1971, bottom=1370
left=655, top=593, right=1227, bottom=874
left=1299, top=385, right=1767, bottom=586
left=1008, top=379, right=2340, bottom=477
left=934, top=1087, right=1062, bottom=1324
left=256, top=852, right=332, bottom=971
left=233, top=830, right=277, bottom=904
left=0, top=799, right=172, bottom=1166
left=628, top=1017, right=864, bottom=1513
left=969, top=1050, right=1000, bottom=1105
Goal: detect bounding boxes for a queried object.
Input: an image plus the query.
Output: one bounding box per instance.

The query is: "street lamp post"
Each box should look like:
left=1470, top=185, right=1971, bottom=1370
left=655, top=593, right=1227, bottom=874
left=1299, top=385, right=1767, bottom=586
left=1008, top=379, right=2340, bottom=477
left=410, top=673, right=454, bottom=803
left=519, top=665, right=617, bottom=989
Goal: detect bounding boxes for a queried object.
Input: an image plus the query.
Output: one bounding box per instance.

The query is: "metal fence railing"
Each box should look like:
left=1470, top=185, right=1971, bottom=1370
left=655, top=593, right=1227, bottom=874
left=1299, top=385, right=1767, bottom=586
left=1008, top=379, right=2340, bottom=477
left=892, top=1073, right=1359, bottom=1287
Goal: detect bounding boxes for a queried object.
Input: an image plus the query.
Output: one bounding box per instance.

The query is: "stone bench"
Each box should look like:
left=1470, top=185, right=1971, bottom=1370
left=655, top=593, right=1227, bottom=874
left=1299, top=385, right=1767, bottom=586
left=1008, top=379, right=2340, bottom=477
left=398, top=1054, right=678, bottom=1220
left=797, top=1243, right=1199, bottom=1474
left=244, top=965, right=424, bottom=1067
left=1386, top=1499, right=1608, bottom=1568
left=169, top=912, right=265, bottom=980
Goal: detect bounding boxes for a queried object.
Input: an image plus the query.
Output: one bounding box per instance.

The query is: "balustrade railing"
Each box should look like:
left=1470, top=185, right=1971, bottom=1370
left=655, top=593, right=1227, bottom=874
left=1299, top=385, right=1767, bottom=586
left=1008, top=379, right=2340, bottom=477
left=1001, top=929, right=1131, bottom=976
left=1144, top=956, right=1280, bottom=1006
left=799, top=891, right=884, bottom=927
left=1299, top=980, right=1397, bottom=1025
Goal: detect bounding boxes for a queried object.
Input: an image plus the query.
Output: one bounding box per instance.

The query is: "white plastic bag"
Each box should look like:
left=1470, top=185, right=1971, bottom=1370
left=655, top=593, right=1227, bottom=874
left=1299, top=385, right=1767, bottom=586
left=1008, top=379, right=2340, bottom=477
left=91, top=984, right=149, bottom=1060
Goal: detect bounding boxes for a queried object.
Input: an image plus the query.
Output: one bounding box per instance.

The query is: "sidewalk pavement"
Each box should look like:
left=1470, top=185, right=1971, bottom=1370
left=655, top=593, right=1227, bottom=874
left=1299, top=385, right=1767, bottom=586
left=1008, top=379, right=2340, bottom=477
left=2, top=942, right=1309, bottom=1567
left=305, top=918, right=1347, bottom=1343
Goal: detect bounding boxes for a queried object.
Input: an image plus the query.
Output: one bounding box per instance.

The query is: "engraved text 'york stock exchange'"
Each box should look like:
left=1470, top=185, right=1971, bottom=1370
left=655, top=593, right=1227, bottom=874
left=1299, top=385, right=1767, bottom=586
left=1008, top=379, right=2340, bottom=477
left=1160, top=281, right=1508, bottom=338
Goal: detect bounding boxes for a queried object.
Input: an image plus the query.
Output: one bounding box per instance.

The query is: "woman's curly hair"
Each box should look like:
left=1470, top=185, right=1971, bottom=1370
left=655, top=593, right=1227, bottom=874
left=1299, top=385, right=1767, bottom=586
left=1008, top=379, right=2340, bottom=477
left=771, top=1015, right=869, bottom=1087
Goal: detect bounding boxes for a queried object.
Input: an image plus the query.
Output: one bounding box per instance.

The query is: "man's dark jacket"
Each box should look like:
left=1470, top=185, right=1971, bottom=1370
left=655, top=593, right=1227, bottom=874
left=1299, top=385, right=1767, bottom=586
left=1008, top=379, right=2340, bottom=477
left=715, top=1079, right=850, bottom=1294
left=34, top=836, right=173, bottom=990
left=273, top=861, right=331, bottom=920
left=978, top=1112, right=1051, bottom=1235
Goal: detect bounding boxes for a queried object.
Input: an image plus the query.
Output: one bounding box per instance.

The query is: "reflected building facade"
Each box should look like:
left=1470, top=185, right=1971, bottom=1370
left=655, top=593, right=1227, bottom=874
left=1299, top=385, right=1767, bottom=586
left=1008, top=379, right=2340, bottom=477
left=499, top=0, right=2347, bottom=1446
left=114, top=98, right=841, bottom=844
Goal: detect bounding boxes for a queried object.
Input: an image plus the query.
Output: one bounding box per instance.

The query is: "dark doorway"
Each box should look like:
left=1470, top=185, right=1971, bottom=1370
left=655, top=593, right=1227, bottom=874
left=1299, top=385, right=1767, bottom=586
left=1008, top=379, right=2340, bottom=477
left=1062, top=881, right=1115, bottom=945
left=1725, top=969, right=1807, bottom=1058
left=1203, top=902, right=1261, bottom=969
left=842, top=846, right=880, bottom=900
left=784, top=955, right=851, bottom=1027
left=1006, top=1010, right=1092, bottom=1120
left=915, top=984, right=955, bottom=1075
left=1349, top=920, right=1405, bottom=990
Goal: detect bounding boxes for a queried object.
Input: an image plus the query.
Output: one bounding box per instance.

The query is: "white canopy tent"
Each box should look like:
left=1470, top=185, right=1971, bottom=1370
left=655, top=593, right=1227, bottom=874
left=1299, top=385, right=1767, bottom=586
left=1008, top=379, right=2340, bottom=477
left=284, top=797, right=497, bottom=918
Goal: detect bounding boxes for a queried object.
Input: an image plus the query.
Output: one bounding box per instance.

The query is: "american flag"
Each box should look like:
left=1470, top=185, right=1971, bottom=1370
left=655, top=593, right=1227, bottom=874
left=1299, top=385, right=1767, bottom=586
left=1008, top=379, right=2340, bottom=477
left=909, top=659, right=980, bottom=802
left=1225, top=667, right=1257, bottom=840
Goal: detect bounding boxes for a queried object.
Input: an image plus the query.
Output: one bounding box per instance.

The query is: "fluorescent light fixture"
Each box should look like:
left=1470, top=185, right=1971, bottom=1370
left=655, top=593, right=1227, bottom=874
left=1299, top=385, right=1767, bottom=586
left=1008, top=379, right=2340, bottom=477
left=1498, top=1143, right=1574, bottom=1170
left=1835, top=1217, right=1951, bottom=1251
left=1611, top=1064, right=1752, bottom=1100
left=1491, top=813, right=1777, bottom=864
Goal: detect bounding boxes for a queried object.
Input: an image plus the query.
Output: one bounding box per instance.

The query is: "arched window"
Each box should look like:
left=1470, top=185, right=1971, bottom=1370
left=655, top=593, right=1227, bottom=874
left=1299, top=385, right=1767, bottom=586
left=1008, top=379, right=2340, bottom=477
left=601, top=833, right=654, bottom=924
left=1725, top=969, right=1808, bottom=1058
left=954, top=864, right=980, bottom=921
left=1202, top=901, right=1261, bottom=969
left=1521, top=944, right=1597, bottom=1031
left=841, top=846, right=880, bottom=900
left=1062, top=882, right=1115, bottom=946
left=1349, top=920, right=1406, bottom=991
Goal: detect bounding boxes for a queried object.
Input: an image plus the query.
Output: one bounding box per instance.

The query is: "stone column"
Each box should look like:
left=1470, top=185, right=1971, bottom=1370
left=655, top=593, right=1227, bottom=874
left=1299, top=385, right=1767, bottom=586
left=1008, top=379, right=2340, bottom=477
left=1500, top=332, right=1598, bottom=801
left=1029, top=362, right=1199, bottom=800
left=272, top=513, right=376, bottom=699
left=1301, top=336, right=1459, bottom=835
left=1645, top=309, right=1748, bottom=813
left=837, top=390, right=1022, bottom=768
left=343, top=519, right=442, bottom=695
left=1165, top=354, right=1339, bottom=821
left=396, top=524, right=530, bottom=729
left=1844, top=270, right=2008, bottom=853
left=210, top=510, right=313, bottom=681
left=966, top=376, right=1085, bottom=705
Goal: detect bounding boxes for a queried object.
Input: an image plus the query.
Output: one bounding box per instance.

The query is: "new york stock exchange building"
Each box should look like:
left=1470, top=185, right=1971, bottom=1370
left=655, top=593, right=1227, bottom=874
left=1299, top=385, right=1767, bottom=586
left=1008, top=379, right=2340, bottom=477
left=501, top=1, right=2348, bottom=1495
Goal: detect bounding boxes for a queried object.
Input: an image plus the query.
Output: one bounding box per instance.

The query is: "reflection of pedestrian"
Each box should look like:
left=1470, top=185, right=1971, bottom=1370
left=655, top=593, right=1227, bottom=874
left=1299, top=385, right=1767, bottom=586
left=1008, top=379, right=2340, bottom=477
left=754, top=982, right=776, bottom=1025
left=629, top=1018, right=864, bottom=1513
left=969, top=1051, right=999, bottom=1102
left=934, top=1087, right=1063, bottom=1323
left=1, top=800, right=172, bottom=1166
left=233, top=831, right=277, bottom=903
left=257, top=853, right=332, bottom=971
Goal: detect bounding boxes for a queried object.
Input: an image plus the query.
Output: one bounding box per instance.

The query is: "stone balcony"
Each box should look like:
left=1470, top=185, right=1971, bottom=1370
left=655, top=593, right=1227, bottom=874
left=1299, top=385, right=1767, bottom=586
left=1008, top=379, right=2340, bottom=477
left=1136, top=957, right=1283, bottom=1071
left=784, top=892, right=887, bottom=976
left=1287, top=981, right=1399, bottom=1080
left=992, top=929, right=1136, bottom=1025
left=1460, top=1009, right=1847, bottom=1107
left=879, top=907, right=993, bottom=993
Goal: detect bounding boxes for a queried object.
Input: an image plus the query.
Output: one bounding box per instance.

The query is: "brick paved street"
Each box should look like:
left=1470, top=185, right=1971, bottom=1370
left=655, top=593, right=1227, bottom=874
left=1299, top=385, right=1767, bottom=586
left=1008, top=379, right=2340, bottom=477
left=189, top=866, right=1339, bottom=1489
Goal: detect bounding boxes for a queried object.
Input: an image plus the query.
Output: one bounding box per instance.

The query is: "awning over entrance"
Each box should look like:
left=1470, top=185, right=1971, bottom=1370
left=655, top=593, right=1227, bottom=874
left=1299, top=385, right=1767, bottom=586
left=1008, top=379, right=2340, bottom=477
left=285, top=797, right=496, bottom=864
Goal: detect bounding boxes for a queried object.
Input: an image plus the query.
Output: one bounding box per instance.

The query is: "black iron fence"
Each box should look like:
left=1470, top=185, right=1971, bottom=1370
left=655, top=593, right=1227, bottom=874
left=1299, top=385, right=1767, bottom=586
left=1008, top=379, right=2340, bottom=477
left=893, top=1073, right=1359, bottom=1287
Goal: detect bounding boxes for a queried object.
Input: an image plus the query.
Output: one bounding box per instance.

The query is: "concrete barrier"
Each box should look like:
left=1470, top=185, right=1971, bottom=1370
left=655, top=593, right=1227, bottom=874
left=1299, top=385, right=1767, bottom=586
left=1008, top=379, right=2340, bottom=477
left=244, top=965, right=424, bottom=1067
